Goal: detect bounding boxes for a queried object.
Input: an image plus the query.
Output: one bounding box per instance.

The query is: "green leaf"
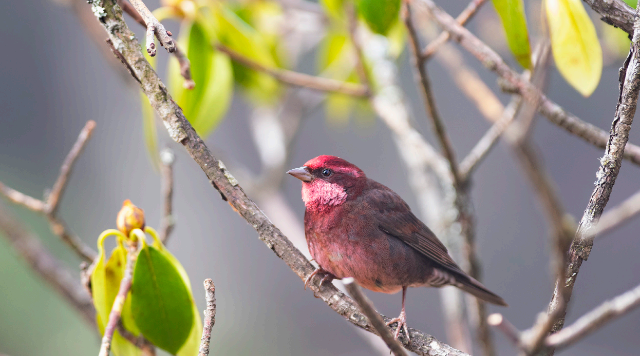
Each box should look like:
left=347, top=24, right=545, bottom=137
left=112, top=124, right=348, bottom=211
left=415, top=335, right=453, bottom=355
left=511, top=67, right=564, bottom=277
left=546, top=0, right=602, bottom=96
left=145, top=227, right=202, bottom=356
left=131, top=239, right=194, bottom=354
left=91, top=231, right=140, bottom=356
left=491, top=0, right=531, bottom=68
left=321, top=0, right=347, bottom=20
left=168, top=18, right=234, bottom=137
left=357, top=0, right=401, bottom=35
left=623, top=0, right=636, bottom=8
left=215, top=6, right=280, bottom=102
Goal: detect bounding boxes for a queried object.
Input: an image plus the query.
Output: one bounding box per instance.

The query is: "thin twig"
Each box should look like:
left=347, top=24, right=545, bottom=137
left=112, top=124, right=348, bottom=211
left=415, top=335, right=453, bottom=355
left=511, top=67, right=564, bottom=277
left=404, top=2, right=462, bottom=189
left=421, top=0, right=487, bottom=61
left=591, top=189, right=640, bottom=238
left=417, top=0, right=640, bottom=167
left=198, top=279, right=216, bottom=356
left=0, top=204, right=95, bottom=325
left=487, top=313, right=521, bottom=347
left=46, top=120, right=96, bottom=215
left=98, top=245, right=137, bottom=356
left=545, top=283, right=640, bottom=349
left=0, top=122, right=97, bottom=262
left=159, top=148, right=175, bottom=244
left=346, top=4, right=374, bottom=94
left=216, top=44, right=369, bottom=97
left=343, top=278, right=408, bottom=356
left=459, top=97, right=520, bottom=180
left=127, top=0, right=175, bottom=56
left=116, top=322, right=156, bottom=356
left=90, top=3, right=467, bottom=354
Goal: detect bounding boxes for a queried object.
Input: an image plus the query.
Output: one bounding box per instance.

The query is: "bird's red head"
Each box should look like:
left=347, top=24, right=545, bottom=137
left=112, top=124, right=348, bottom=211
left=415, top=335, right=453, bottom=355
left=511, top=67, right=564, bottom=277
left=288, top=155, right=366, bottom=211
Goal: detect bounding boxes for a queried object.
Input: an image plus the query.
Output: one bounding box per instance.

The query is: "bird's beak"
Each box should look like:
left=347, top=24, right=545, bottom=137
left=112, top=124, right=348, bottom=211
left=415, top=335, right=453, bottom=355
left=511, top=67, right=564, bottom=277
left=287, top=166, right=313, bottom=182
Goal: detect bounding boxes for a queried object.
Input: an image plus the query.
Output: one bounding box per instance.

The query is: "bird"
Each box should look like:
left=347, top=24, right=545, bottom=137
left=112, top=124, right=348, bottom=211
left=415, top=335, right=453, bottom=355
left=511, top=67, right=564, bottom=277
left=287, top=155, right=507, bottom=340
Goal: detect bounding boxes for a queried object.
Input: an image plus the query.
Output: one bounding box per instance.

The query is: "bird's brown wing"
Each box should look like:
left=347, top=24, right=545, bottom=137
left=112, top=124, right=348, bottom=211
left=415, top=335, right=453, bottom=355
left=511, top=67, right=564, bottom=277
left=362, top=181, right=465, bottom=275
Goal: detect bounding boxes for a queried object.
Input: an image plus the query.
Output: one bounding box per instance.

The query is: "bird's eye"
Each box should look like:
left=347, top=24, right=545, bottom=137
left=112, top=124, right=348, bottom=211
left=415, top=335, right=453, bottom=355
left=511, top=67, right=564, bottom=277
left=321, top=168, right=332, bottom=177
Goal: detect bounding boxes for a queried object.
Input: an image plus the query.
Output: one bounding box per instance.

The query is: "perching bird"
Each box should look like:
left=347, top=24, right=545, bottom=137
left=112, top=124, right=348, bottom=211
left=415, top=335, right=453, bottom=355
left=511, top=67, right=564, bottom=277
left=288, top=155, right=507, bottom=340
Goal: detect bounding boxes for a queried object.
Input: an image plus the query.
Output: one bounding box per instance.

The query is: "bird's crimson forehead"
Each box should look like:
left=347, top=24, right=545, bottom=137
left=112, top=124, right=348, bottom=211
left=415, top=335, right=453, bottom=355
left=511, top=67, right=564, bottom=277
left=303, top=155, right=364, bottom=176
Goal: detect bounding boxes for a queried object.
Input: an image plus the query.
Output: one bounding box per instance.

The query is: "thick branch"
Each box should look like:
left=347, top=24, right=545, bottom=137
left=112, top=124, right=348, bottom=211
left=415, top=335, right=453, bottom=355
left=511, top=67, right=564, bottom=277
left=421, top=0, right=487, bottom=61
left=545, top=283, right=640, bottom=349
left=159, top=148, right=175, bottom=244
left=418, top=0, right=640, bottom=167
left=343, top=278, right=408, bottom=356
left=582, top=0, right=634, bottom=35
left=198, top=279, right=216, bottom=356
left=216, top=44, right=369, bottom=97
left=542, top=13, right=640, bottom=354
left=90, top=2, right=466, bottom=355
left=0, top=204, right=95, bottom=325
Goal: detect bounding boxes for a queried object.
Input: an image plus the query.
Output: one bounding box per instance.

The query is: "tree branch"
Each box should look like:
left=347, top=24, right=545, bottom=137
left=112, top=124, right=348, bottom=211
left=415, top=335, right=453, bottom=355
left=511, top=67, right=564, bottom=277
left=582, top=0, right=634, bottom=35
left=198, top=279, right=216, bottom=356
left=0, top=121, right=97, bottom=262
left=421, top=0, right=487, bottom=61
left=545, top=283, right=640, bottom=350
left=125, top=0, right=175, bottom=56
left=541, top=12, right=640, bottom=354
left=417, top=0, right=640, bottom=167
left=89, top=2, right=467, bottom=354
left=159, top=148, right=175, bottom=244
left=591, top=189, right=640, bottom=238
left=216, top=44, right=369, bottom=97
left=405, top=3, right=462, bottom=189
left=343, top=278, right=408, bottom=356
left=0, top=203, right=95, bottom=325
left=98, top=244, right=136, bottom=356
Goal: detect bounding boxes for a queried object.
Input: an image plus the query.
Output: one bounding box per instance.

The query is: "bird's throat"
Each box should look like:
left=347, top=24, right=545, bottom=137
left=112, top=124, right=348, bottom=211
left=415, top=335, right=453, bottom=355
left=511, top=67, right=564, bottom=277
left=302, top=180, right=347, bottom=211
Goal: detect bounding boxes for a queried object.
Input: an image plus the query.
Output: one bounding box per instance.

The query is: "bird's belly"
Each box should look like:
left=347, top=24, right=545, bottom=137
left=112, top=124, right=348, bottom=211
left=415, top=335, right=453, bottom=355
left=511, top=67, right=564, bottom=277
left=307, top=228, right=434, bottom=294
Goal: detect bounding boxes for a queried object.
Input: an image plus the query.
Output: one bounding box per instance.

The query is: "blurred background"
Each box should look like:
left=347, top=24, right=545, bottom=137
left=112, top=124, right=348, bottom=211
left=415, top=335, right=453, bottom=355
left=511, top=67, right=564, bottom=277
left=0, top=0, right=639, bottom=355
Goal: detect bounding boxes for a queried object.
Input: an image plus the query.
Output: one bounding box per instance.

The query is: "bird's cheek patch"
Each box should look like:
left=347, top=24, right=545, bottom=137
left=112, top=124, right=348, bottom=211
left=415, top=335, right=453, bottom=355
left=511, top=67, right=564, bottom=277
left=302, top=180, right=347, bottom=208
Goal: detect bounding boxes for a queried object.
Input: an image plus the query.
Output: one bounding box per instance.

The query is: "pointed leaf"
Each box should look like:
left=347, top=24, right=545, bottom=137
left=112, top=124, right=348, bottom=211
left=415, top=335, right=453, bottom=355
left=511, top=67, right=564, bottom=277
left=492, top=0, right=531, bottom=68
left=131, top=240, right=194, bottom=354
left=546, top=0, right=603, bottom=96
left=356, top=0, right=401, bottom=35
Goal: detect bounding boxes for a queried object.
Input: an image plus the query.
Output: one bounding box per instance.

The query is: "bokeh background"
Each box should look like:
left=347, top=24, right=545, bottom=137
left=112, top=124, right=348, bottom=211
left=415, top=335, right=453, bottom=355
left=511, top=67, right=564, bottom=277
left=1, top=0, right=639, bottom=355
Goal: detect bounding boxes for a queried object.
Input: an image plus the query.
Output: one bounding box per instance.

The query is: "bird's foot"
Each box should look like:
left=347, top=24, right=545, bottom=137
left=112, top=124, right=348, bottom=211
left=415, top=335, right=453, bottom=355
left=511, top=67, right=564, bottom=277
left=386, top=310, right=410, bottom=342
left=304, top=267, right=335, bottom=290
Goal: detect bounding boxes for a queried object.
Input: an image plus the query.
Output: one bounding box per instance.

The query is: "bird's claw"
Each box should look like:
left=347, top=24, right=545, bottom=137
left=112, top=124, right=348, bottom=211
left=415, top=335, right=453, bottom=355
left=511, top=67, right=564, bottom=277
left=386, top=310, right=411, bottom=343
left=304, top=267, right=335, bottom=290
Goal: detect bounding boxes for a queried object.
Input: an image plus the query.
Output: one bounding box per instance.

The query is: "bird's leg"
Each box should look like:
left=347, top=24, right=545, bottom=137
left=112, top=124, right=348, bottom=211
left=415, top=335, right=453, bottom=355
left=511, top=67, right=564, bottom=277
left=304, top=266, right=336, bottom=290
left=386, top=286, right=410, bottom=342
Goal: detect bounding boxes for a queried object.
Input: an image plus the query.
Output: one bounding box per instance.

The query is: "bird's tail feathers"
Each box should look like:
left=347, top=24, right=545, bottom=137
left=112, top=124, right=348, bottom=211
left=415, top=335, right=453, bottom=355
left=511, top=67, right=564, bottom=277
left=455, top=275, right=508, bottom=307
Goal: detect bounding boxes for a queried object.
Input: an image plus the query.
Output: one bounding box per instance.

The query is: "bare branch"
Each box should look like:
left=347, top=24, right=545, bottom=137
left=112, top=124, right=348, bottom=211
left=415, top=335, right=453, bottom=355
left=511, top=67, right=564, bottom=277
left=582, top=0, right=634, bottom=35
left=198, top=279, right=216, bottom=356
left=126, top=0, right=175, bottom=56
left=90, top=3, right=467, bottom=354
left=46, top=120, right=96, bottom=215
left=0, top=122, right=97, bottom=262
left=0, top=204, right=95, bottom=325
left=99, top=245, right=136, bottom=356
left=541, top=14, right=640, bottom=354
left=592, top=189, right=640, bottom=238
left=159, top=148, right=175, bottom=244
left=487, top=313, right=521, bottom=347
left=404, top=2, right=462, bottom=189
left=346, top=4, right=374, bottom=94
left=417, top=0, right=640, bottom=167
left=216, top=44, right=369, bottom=97
left=116, top=322, right=156, bottom=356
left=545, top=283, right=640, bottom=349
left=459, top=97, right=520, bottom=180
left=343, top=278, right=408, bottom=356
left=421, top=0, right=487, bottom=61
